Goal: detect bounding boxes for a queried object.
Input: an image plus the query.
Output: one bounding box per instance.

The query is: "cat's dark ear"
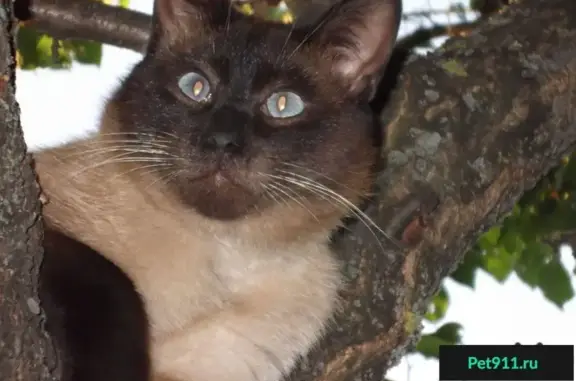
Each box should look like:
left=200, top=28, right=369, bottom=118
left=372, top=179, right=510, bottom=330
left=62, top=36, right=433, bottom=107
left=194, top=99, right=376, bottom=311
left=311, top=0, right=402, bottom=99
left=148, top=0, right=234, bottom=52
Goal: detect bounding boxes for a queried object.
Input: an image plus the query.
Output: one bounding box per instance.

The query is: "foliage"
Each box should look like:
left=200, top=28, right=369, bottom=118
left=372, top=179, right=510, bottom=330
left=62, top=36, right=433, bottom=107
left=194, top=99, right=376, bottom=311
left=235, top=1, right=293, bottom=23
left=416, top=322, right=463, bottom=358
left=17, top=27, right=103, bottom=70
left=16, top=0, right=130, bottom=70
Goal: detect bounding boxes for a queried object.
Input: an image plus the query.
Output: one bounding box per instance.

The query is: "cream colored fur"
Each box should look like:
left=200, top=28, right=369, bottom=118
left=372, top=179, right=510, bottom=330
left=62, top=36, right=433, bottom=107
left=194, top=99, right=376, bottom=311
left=35, top=136, right=343, bottom=381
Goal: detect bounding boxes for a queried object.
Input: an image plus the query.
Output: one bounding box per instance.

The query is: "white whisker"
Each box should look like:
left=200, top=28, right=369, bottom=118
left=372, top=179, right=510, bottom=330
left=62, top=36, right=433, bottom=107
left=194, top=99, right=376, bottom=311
left=265, top=180, right=320, bottom=223
left=65, top=146, right=179, bottom=160
left=277, top=164, right=367, bottom=197
left=278, top=16, right=298, bottom=66
left=267, top=172, right=402, bottom=251
left=111, top=162, right=175, bottom=181
left=99, top=131, right=179, bottom=139
left=286, top=15, right=330, bottom=61
left=261, top=183, right=287, bottom=208
left=225, top=0, right=233, bottom=38
left=98, top=130, right=183, bottom=144
left=145, top=168, right=183, bottom=191
left=90, top=140, right=173, bottom=149
left=71, top=156, right=176, bottom=178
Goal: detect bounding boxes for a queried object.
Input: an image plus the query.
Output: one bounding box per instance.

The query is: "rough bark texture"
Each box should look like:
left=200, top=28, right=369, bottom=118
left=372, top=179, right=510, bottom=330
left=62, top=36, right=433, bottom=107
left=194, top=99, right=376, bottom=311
left=1, top=0, right=575, bottom=380
left=26, top=0, right=152, bottom=53
left=0, top=1, right=58, bottom=380
left=297, top=0, right=576, bottom=380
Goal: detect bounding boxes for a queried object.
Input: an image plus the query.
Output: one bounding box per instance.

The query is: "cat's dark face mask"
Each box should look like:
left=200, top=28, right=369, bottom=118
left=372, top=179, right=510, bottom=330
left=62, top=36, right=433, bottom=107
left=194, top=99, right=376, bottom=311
left=105, top=0, right=401, bottom=221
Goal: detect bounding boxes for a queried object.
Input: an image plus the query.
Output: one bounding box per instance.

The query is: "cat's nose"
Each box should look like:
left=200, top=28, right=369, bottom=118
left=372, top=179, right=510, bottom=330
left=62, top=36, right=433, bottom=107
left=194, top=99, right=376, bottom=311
left=201, top=106, right=248, bottom=154
left=200, top=130, right=244, bottom=154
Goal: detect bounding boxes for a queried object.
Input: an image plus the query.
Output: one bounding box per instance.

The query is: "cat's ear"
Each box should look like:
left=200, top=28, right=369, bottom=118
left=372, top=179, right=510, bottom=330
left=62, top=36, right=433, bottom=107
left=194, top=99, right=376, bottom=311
left=148, top=0, right=234, bottom=51
left=311, top=0, right=402, bottom=99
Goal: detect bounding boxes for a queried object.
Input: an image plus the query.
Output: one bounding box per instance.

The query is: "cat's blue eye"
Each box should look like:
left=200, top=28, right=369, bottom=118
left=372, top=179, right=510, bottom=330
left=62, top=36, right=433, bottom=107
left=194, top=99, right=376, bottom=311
left=178, top=72, right=211, bottom=103
left=265, top=92, right=304, bottom=119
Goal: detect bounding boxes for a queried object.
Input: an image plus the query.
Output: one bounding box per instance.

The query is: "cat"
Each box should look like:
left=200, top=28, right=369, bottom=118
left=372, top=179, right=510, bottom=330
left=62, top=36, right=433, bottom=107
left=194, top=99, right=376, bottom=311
left=35, top=0, right=402, bottom=380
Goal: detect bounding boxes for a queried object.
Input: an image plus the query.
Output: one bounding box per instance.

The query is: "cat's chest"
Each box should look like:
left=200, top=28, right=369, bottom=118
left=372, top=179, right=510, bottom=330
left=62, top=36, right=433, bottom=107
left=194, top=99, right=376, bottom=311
left=210, top=238, right=286, bottom=292
left=127, top=233, right=292, bottom=338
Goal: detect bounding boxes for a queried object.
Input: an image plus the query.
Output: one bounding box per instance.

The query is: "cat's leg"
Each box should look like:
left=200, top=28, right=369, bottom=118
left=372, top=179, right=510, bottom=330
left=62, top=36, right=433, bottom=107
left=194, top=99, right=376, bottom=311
left=153, top=253, right=341, bottom=381
left=39, top=228, right=151, bottom=381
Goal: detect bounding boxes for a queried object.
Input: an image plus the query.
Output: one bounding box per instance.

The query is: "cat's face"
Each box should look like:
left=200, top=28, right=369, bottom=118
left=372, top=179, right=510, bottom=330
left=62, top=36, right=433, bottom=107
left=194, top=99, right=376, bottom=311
left=107, top=0, right=401, bottom=221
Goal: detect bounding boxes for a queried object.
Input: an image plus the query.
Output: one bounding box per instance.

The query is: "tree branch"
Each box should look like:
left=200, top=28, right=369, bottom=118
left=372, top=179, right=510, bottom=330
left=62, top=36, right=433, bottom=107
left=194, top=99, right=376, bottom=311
left=293, top=0, right=576, bottom=378
left=396, top=21, right=480, bottom=51
left=21, top=0, right=339, bottom=54
left=24, top=0, right=151, bottom=53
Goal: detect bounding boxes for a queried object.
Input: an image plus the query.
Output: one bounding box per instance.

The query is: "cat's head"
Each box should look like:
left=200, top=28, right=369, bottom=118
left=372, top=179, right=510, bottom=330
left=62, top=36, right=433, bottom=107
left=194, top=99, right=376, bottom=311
left=104, top=0, right=401, bottom=222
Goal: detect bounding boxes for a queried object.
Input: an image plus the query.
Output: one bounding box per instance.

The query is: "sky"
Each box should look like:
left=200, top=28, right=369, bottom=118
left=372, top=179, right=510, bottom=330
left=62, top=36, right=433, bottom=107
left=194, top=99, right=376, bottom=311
left=14, top=0, right=576, bottom=380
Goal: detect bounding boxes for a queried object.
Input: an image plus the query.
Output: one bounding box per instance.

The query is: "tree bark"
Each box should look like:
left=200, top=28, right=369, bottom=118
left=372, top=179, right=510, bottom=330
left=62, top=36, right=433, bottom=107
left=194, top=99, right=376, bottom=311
left=296, top=0, right=576, bottom=379
left=1, top=0, right=576, bottom=380
left=0, top=0, right=58, bottom=380
left=25, top=0, right=152, bottom=53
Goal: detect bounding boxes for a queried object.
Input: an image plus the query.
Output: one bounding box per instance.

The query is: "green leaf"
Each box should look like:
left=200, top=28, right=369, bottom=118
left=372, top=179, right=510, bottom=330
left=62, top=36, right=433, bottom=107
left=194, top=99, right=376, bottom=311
left=434, top=322, right=463, bottom=343
left=16, top=26, right=41, bottom=70
left=560, top=154, right=576, bottom=187
left=515, top=241, right=552, bottom=287
left=17, top=27, right=73, bottom=69
left=537, top=260, right=575, bottom=308
left=479, top=226, right=500, bottom=249
left=498, top=230, right=523, bottom=255
left=17, top=26, right=101, bottom=69
left=416, top=334, right=447, bottom=358
left=102, top=0, right=129, bottom=5
left=38, top=35, right=72, bottom=69
left=482, top=247, right=517, bottom=282
left=450, top=248, right=482, bottom=288
left=69, top=40, right=102, bottom=65
left=415, top=323, right=462, bottom=359
left=425, top=286, right=449, bottom=322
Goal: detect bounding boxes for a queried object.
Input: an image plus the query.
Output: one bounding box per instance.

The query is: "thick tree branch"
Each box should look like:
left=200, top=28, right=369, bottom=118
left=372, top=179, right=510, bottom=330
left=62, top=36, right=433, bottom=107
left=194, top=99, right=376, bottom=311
left=23, top=0, right=151, bottom=53
left=0, top=0, right=57, bottom=379
left=294, top=0, right=576, bottom=379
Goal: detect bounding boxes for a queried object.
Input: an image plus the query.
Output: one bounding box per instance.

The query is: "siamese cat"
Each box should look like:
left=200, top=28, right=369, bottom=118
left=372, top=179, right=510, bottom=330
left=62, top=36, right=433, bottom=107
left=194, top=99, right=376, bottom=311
left=35, top=0, right=402, bottom=380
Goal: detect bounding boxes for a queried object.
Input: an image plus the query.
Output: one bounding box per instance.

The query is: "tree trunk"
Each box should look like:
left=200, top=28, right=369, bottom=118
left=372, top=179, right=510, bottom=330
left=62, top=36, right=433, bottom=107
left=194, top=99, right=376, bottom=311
left=1, top=0, right=575, bottom=380
left=0, top=1, right=58, bottom=380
